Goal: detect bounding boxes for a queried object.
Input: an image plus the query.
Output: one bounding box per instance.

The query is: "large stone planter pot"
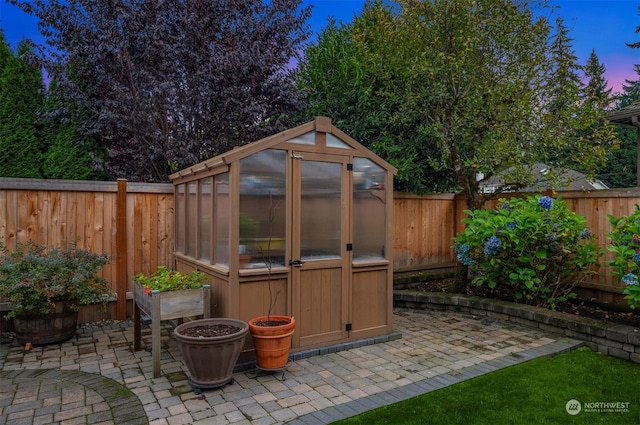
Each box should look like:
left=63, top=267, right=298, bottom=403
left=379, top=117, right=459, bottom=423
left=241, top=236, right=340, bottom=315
left=174, top=318, right=249, bottom=391
left=13, top=303, right=77, bottom=346
left=248, top=315, right=296, bottom=370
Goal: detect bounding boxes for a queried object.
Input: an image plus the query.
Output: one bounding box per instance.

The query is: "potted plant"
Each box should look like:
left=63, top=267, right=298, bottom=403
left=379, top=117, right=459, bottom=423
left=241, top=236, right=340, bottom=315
left=247, top=195, right=296, bottom=370
left=133, top=266, right=211, bottom=319
left=133, top=266, right=212, bottom=378
left=0, top=240, right=112, bottom=345
left=248, top=314, right=296, bottom=370
left=174, top=317, right=249, bottom=391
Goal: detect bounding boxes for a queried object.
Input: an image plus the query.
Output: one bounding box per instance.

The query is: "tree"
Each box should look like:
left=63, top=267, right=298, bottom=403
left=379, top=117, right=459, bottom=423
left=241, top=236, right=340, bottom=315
left=599, top=4, right=640, bottom=188
left=0, top=31, right=12, bottom=73
left=12, top=0, right=312, bottom=182
left=297, top=4, right=456, bottom=193
left=619, top=4, right=640, bottom=106
left=299, top=0, right=616, bottom=210
left=539, top=18, right=615, bottom=182
left=0, top=40, right=45, bottom=178
left=582, top=49, right=631, bottom=188
left=40, top=77, right=105, bottom=181
left=583, top=49, right=613, bottom=111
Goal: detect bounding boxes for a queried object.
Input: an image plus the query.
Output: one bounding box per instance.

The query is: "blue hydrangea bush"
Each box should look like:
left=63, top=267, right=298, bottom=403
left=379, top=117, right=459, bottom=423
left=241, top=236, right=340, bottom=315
left=607, top=206, right=640, bottom=309
left=454, top=195, right=601, bottom=309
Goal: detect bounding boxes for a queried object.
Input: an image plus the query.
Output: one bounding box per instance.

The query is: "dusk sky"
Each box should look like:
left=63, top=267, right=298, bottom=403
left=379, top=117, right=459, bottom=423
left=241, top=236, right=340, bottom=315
left=1, top=0, right=639, bottom=93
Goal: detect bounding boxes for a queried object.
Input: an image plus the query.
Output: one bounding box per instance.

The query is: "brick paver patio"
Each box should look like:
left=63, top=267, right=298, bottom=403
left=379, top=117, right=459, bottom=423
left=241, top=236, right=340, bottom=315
left=0, top=308, right=581, bottom=424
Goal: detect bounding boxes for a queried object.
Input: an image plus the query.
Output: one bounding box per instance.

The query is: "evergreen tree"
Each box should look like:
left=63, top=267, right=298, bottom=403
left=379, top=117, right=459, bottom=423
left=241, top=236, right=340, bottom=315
left=0, top=29, right=13, bottom=143
left=0, top=31, right=12, bottom=74
left=601, top=4, right=640, bottom=188
left=41, top=78, right=104, bottom=180
left=583, top=49, right=613, bottom=111
left=539, top=17, right=614, bottom=182
left=620, top=64, right=640, bottom=107
left=0, top=40, right=44, bottom=178
left=620, top=4, right=640, bottom=106
left=583, top=49, right=632, bottom=188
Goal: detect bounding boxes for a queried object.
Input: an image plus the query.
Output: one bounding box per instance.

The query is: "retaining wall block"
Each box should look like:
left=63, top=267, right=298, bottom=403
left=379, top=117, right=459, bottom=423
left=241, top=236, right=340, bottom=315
left=456, top=297, right=472, bottom=308
left=606, top=324, right=636, bottom=343
left=469, top=297, right=487, bottom=310
left=584, top=341, right=598, bottom=351
left=517, top=306, right=537, bottom=321
left=582, top=322, right=610, bottom=338
left=515, top=317, right=540, bottom=329
left=415, top=292, right=432, bottom=304
left=396, top=290, right=418, bottom=303
left=505, top=304, right=523, bottom=317
left=488, top=301, right=511, bottom=315
left=626, top=330, right=640, bottom=346
left=592, top=336, right=622, bottom=349
left=548, top=313, right=573, bottom=329
left=539, top=323, right=564, bottom=334
left=427, top=293, right=448, bottom=305
left=563, top=329, right=589, bottom=341
left=608, top=346, right=631, bottom=361
left=487, top=311, right=509, bottom=322
left=533, top=311, right=553, bottom=325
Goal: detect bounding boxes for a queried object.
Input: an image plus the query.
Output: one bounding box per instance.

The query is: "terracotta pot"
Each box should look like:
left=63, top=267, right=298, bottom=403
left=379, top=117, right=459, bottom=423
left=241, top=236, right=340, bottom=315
left=13, top=303, right=78, bottom=346
left=174, top=318, right=249, bottom=390
left=248, top=315, right=296, bottom=370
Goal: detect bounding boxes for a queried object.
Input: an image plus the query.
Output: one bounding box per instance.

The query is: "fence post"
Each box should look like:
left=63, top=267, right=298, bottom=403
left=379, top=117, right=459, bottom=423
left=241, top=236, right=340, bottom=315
left=116, top=179, right=128, bottom=320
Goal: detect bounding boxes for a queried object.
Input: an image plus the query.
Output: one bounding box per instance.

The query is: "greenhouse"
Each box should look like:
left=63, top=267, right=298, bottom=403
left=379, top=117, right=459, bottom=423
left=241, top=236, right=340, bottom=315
left=170, top=117, right=397, bottom=352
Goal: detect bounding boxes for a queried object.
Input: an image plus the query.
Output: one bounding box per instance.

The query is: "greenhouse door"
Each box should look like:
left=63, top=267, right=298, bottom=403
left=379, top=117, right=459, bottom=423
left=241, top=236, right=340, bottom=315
left=291, top=152, right=350, bottom=348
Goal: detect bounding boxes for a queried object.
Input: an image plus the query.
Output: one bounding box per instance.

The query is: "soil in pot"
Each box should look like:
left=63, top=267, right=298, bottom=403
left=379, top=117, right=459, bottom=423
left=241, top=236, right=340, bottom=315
left=179, top=323, right=242, bottom=337
left=252, top=318, right=289, bottom=327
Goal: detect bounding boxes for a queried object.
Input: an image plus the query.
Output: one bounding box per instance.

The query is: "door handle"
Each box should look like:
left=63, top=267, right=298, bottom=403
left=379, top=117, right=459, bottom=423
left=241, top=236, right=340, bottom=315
left=289, top=259, right=304, bottom=267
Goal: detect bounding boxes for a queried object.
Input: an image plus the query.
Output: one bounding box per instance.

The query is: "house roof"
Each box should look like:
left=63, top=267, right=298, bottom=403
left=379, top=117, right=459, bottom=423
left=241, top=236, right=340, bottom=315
left=481, top=163, right=609, bottom=193
left=606, top=101, right=640, bottom=127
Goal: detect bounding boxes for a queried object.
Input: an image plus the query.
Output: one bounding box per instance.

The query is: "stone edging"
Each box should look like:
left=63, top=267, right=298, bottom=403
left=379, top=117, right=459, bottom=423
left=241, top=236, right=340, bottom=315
left=394, top=290, right=640, bottom=364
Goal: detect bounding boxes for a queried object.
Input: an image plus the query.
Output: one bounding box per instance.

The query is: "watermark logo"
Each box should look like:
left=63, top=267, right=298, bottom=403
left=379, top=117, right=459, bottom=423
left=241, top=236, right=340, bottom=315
left=566, top=399, right=630, bottom=415
left=566, top=399, right=582, bottom=415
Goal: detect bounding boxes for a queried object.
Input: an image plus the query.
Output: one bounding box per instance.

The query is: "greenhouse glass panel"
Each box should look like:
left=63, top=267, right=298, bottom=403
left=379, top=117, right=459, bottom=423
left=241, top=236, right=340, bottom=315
left=199, top=178, right=212, bottom=262
left=287, top=131, right=315, bottom=145
left=353, top=158, right=386, bottom=260
left=214, top=173, right=230, bottom=268
left=176, top=184, right=185, bottom=253
left=239, top=150, right=286, bottom=268
left=301, top=161, right=342, bottom=260
left=186, top=181, right=197, bottom=257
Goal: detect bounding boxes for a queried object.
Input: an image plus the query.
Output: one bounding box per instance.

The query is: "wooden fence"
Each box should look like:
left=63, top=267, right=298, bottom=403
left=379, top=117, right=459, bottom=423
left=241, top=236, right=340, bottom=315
left=395, top=189, right=640, bottom=303
left=2, top=179, right=639, bottom=323
left=0, top=178, right=174, bottom=322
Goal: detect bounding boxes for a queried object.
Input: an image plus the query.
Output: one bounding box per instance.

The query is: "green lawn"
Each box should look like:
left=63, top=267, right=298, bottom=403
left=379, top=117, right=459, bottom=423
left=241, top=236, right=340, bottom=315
left=333, top=347, right=640, bottom=425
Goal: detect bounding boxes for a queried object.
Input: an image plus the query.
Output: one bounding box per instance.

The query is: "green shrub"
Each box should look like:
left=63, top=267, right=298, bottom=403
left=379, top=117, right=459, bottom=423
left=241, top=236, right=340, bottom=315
left=454, top=195, right=601, bottom=309
left=607, top=205, right=640, bottom=309
left=0, top=241, right=112, bottom=319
